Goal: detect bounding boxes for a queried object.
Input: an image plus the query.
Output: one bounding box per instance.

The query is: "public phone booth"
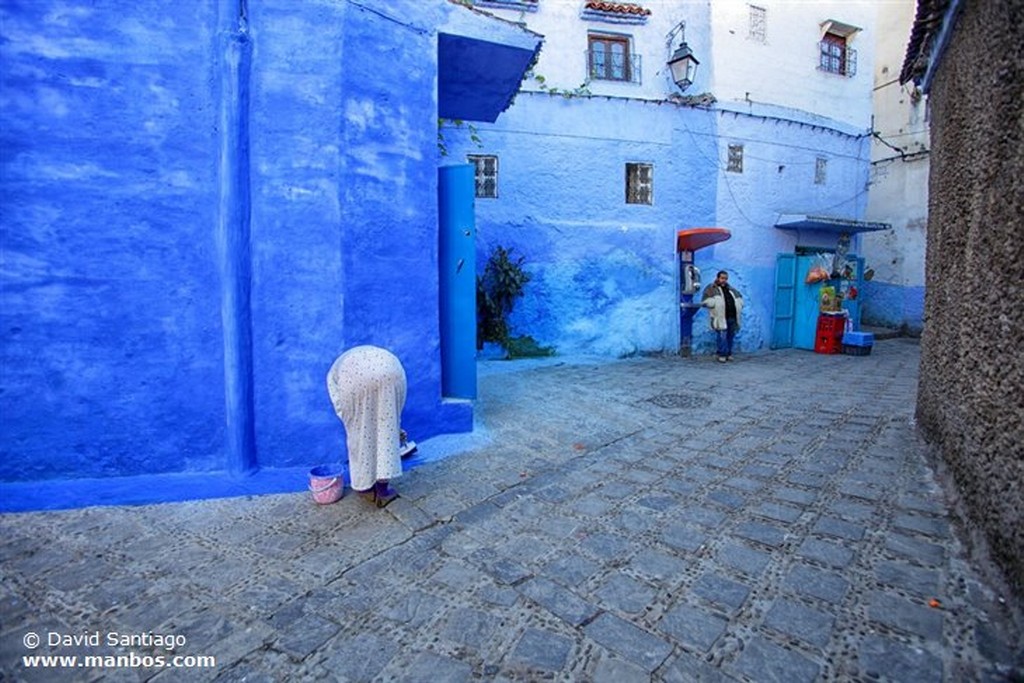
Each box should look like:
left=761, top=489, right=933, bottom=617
left=677, top=227, right=731, bottom=355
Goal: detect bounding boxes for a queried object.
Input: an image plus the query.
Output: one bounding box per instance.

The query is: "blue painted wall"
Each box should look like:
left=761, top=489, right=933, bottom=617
left=1, top=1, right=226, bottom=481
left=861, top=281, right=925, bottom=334
left=443, top=94, right=872, bottom=358
left=1, top=1, right=536, bottom=489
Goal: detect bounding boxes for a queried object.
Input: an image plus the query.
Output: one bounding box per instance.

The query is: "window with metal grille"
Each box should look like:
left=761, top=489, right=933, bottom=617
left=625, top=163, right=653, bottom=204
left=749, top=5, right=767, bottom=42
left=815, top=157, right=827, bottom=184
left=588, top=34, right=639, bottom=83
left=727, top=145, right=744, bottom=173
left=468, top=154, right=498, bottom=198
left=819, top=32, right=857, bottom=76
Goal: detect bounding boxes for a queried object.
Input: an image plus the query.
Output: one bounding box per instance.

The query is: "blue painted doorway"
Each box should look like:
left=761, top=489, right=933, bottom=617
left=438, top=164, right=477, bottom=399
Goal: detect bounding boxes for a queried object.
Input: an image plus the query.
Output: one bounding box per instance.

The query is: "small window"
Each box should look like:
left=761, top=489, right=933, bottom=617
left=468, top=154, right=498, bottom=198
left=819, top=32, right=857, bottom=76
left=748, top=5, right=767, bottom=42
left=815, top=157, right=827, bottom=184
left=589, top=34, right=637, bottom=83
left=625, top=163, right=652, bottom=205
left=727, top=145, right=744, bottom=173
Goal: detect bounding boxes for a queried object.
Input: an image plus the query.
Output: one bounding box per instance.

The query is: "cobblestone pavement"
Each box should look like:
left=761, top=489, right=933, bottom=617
left=2, top=339, right=1022, bottom=682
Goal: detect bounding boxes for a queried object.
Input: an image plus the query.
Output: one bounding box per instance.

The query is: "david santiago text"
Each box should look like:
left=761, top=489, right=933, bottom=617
left=44, top=631, right=186, bottom=651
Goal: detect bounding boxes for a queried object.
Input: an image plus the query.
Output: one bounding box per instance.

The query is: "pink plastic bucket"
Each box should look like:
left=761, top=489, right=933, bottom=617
left=308, top=465, right=344, bottom=504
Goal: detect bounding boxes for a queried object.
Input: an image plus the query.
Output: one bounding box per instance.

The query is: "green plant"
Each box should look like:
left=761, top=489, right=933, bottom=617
left=437, top=118, right=482, bottom=157
left=506, top=335, right=555, bottom=358
left=527, top=71, right=592, bottom=99
left=476, top=245, right=531, bottom=349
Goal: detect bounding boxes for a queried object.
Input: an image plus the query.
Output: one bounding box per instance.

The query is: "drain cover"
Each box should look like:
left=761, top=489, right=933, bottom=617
left=646, top=392, right=705, bottom=409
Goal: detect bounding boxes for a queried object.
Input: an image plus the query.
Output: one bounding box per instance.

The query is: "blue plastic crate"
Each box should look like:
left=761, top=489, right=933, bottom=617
left=842, top=331, right=874, bottom=347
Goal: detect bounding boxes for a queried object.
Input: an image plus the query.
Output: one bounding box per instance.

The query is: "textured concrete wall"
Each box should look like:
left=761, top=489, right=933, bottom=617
left=916, top=0, right=1024, bottom=595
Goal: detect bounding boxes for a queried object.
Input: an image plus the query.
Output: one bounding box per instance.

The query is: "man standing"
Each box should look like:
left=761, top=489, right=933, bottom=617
left=702, top=270, right=743, bottom=362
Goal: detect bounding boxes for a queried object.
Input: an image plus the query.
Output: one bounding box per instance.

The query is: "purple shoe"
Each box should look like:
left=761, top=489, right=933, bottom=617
left=374, top=480, right=399, bottom=508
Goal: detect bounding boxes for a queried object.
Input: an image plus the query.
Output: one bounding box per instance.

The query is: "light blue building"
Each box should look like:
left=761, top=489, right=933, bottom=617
left=445, top=0, right=890, bottom=357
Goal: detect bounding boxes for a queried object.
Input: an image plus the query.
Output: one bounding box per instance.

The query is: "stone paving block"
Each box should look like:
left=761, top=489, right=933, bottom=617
left=896, top=493, right=947, bottom=516
left=470, top=552, right=532, bottom=586
left=859, top=634, right=943, bottom=682
left=782, top=564, right=850, bottom=604
left=453, top=500, right=502, bottom=526
left=431, top=558, right=491, bottom=591
left=811, top=516, right=866, bottom=541
left=542, top=553, right=601, bottom=586
left=707, top=488, right=746, bottom=510
left=517, top=577, right=599, bottom=627
left=568, top=493, right=617, bottom=518
left=874, top=560, right=941, bottom=598
left=614, top=508, right=660, bottom=534
left=593, top=574, right=657, bottom=615
left=762, top=598, right=834, bottom=649
left=893, top=512, right=951, bottom=538
left=661, top=522, right=710, bottom=554
left=674, top=505, right=728, bottom=529
left=622, top=469, right=663, bottom=486
left=508, top=627, right=573, bottom=671
left=692, top=573, right=750, bottom=615
left=742, top=463, right=778, bottom=479
left=722, top=476, right=765, bottom=493
left=441, top=607, right=500, bottom=650
left=392, top=650, right=473, bottom=682
left=635, top=493, right=678, bottom=512
left=477, top=583, right=519, bottom=607
left=579, top=532, right=634, bottom=562
left=380, top=589, right=446, bottom=628
left=732, top=635, right=821, bottom=683
left=319, top=631, right=399, bottom=682
left=273, top=613, right=340, bottom=661
left=661, top=478, right=700, bottom=497
left=660, top=651, right=737, bottom=682
left=771, top=486, right=819, bottom=506
left=733, top=520, right=788, bottom=548
left=868, top=592, right=944, bottom=640
left=583, top=612, right=673, bottom=672
left=657, top=602, right=728, bottom=652
left=885, top=532, right=945, bottom=567
left=715, top=541, right=772, bottom=578
left=591, top=653, right=651, bottom=683
left=786, top=471, right=829, bottom=489
left=627, top=548, right=689, bottom=583
left=827, top=498, right=876, bottom=523
left=796, top=538, right=855, bottom=568
left=837, top=482, right=885, bottom=502
left=753, top=501, right=805, bottom=524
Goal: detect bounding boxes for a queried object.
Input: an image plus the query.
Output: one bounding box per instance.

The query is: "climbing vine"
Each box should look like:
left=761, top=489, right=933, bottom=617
left=437, top=118, right=482, bottom=157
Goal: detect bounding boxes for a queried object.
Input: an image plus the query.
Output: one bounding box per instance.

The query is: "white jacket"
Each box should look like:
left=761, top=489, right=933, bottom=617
left=701, top=284, right=743, bottom=331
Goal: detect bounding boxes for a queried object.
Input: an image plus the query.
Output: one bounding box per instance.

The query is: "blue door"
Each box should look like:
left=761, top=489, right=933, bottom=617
left=771, top=253, right=796, bottom=349
left=438, top=164, right=476, bottom=399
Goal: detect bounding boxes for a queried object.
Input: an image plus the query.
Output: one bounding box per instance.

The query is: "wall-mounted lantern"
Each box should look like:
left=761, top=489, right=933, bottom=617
left=667, top=22, right=699, bottom=91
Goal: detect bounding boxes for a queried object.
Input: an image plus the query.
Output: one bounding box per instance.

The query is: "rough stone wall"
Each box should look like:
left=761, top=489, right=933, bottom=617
left=916, top=0, right=1024, bottom=596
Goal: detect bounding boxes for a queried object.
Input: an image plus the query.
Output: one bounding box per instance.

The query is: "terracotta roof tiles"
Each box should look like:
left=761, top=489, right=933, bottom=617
left=584, top=2, right=651, bottom=17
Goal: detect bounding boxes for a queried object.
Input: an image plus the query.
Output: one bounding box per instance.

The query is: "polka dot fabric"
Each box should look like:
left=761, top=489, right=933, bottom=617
left=326, top=346, right=407, bottom=491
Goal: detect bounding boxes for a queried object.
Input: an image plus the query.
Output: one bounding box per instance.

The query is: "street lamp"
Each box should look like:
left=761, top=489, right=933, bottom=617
left=667, top=23, right=699, bottom=91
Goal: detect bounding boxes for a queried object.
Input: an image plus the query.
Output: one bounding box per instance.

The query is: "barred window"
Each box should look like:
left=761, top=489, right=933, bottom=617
left=468, top=154, right=498, bottom=198
left=727, top=145, right=744, bottom=173
left=749, top=5, right=766, bottom=42
left=625, top=163, right=653, bottom=205
left=815, top=157, right=827, bottom=185
left=589, top=34, right=639, bottom=83
left=819, top=32, right=857, bottom=76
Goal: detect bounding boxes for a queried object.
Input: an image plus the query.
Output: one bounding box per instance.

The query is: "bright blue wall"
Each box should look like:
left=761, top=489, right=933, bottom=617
left=1, top=2, right=226, bottom=481
left=444, top=94, right=872, bottom=357
left=0, top=0, right=497, bottom=486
